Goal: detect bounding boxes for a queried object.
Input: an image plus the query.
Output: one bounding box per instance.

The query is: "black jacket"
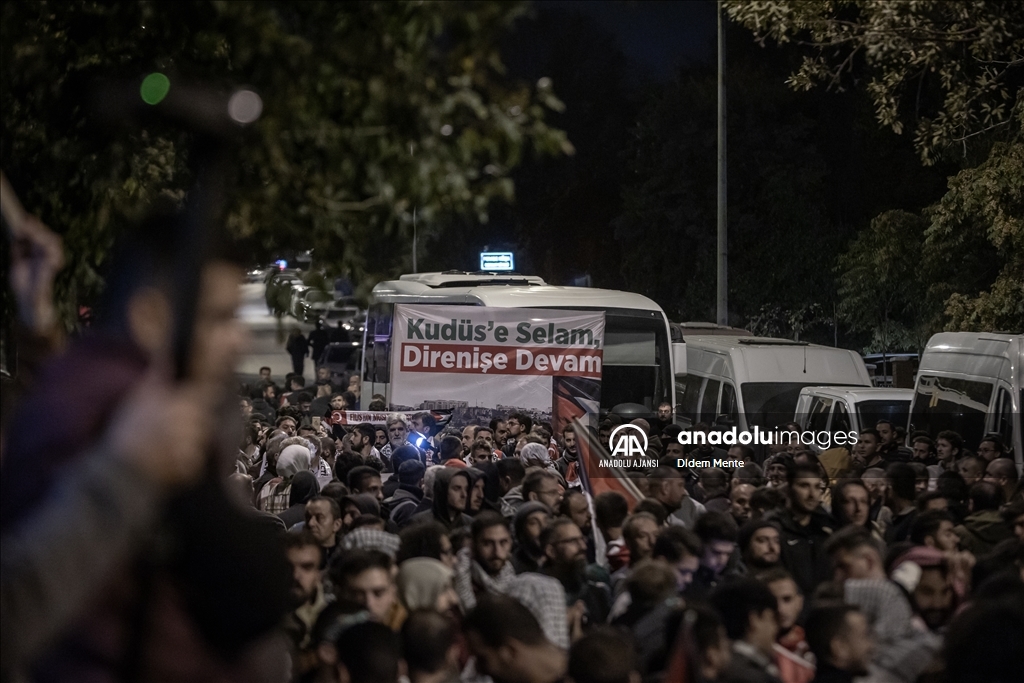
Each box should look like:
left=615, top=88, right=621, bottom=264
left=408, top=469, right=473, bottom=531
left=771, top=507, right=835, bottom=597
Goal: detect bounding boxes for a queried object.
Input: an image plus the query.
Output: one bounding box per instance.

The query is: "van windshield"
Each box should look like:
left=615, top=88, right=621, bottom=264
left=856, top=400, right=911, bottom=430
left=910, top=375, right=992, bottom=446
left=742, top=382, right=851, bottom=429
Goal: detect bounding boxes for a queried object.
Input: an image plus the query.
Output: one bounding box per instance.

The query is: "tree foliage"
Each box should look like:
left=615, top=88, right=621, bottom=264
left=1, top=1, right=570, bottom=321
left=724, top=0, right=1024, bottom=165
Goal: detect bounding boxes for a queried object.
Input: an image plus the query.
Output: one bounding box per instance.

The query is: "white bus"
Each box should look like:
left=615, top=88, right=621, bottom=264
left=361, top=272, right=685, bottom=415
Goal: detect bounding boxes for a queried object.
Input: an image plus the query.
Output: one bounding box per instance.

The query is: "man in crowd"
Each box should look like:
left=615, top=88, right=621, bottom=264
left=284, top=531, right=331, bottom=665
left=740, top=520, right=783, bottom=572
left=757, top=568, right=813, bottom=682
left=348, top=465, right=385, bottom=505
left=554, top=424, right=579, bottom=480
left=688, top=511, right=739, bottom=598
left=611, top=512, right=660, bottom=592
left=402, top=610, right=461, bottom=683
left=648, top=467, right=706, bottom=528
left=909, top=510, right=960, bottom=552
left=806, top=605, right=874, bottom=683
left=772, top=463, right=834, bottom=596
left=954, top=482, right=1013, bottom=554
left=464, top=594, right=567, bottom=683
left=711, top=579, right=783, bottom=683
left=331, top=550, right=401, bottom=628
left=983, top=458, right=1019, bottom=505
left=975, top=436, right=1006, bottom=463
left=957, top=456, right=985, bottom=488
left=512, top=502, right=553, bottom=573
left=730, top=482, right=756, bottom=526
left=502, top=413, right=534, bottom=458
left=305, top=496, right=344, bottom=566
left=884, top=463, right=919, bottom=544
left=455, top=512, right=516, bottom=609
left=541, top=517, right=611, bottom=625
left=851, top=429, right=883, bottom=471
left=522, top=469, right=564, bottom=511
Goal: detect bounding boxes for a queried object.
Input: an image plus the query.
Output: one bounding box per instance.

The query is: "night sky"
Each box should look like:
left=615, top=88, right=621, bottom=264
left=549, top=0, right=718, bottom=78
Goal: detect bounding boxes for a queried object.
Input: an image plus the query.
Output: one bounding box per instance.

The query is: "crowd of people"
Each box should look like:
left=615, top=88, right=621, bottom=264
left=239, top=372, right=1024, bottom=683
left=1, top=210, right=1022, bottom=683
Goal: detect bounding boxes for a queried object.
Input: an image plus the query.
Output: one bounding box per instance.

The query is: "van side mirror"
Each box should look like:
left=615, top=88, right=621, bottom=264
left=672, top=342, right=687, bottom=376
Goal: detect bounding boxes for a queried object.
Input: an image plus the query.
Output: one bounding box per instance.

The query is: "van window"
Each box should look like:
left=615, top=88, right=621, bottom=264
left=833, top=401, right=851, bottom=433
left=857, top=400, right=911, bottom=433
left=910, top=375, right=992, bottom=447
left=700, top=379, right=721, bottom=422
left=808, top=397, right=833, bottom=432
left=721, top=383, right=738, bottom=424
left=741, top=382, right=831, bottom=429
left=995, top=388, right=1015, bottom=454
left=677, top=375, right=703, bottom=422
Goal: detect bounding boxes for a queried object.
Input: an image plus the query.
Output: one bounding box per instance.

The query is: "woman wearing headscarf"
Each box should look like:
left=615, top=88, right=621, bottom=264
left=257, top=443, right=311, bottom=514
left=397, top=558, right=460, bottom=613
left=277, top=471, right=320, bottom=528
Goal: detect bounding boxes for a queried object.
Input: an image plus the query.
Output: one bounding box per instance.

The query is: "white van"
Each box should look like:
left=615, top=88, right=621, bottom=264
left=795, top=386, right=913, bottom=436
left=909, top=332, right=1022, bottom=469
left=677, top=336, right=872, bottom=430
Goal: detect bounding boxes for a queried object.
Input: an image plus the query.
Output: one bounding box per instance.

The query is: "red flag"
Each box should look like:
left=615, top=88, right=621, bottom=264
left=572, top=418, right=643, bottom=510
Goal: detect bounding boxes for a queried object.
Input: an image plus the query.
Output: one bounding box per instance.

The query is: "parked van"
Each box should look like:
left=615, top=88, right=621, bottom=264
left=677, top=336, right=872, bottom=430
left=909, top=332, right=1022, bottom=469
left=795, top=386, right=913, bottom=436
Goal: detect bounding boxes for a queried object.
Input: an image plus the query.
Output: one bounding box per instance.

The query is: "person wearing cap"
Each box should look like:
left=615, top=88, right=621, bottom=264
left=512, top=502, right=553, bottom=573
left=740, top=519, right=783, bottom=572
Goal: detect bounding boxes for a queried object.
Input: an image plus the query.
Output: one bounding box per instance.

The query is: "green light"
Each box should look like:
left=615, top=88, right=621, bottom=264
left=140, top=73, right=170, bottom=105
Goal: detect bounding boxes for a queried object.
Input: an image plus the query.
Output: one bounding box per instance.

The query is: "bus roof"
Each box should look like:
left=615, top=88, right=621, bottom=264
left=372, top=272, right=665, bottom=312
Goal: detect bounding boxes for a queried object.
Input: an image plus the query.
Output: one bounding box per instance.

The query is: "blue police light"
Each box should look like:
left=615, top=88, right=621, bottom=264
left=480, top=252, right=514, bottom=271
left=275, top=259, right=288, bottom=269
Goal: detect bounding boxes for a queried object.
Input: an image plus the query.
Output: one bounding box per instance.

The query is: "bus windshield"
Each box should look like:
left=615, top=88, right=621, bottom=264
left=600, top=310, right=671, bottom=412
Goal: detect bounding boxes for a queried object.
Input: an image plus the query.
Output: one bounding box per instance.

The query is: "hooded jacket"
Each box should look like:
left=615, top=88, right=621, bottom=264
left=954, top=509, right=1013, bottom=555
left=410, top=469, right=473, bottom=530
left=770, top=506, right=836, bottom=597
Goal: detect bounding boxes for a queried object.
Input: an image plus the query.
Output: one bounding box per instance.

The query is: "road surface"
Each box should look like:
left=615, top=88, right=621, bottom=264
left=236, top=282, right=314, bottom=385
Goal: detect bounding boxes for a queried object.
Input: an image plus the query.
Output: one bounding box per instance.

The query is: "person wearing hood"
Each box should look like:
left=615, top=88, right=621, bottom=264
left=258, top=443, right=311, bottom=514
left=384, top=445, right=423, bottom=499
left=410, top=468, right=473, bottom=531
left=385, top=460, right=427, bottom=529
left=465, top=467, right=487, bottom=516
left=512, top=502, right=552, bottom=573
left=472, top=462, right=504, bottom=513
left=954, top=481, right=1013, bottom=555
left=277, top=471, right=320, bottom=528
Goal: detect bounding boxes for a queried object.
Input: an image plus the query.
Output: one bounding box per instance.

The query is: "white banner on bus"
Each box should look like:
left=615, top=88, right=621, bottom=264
left=389, top=305, right=605, bottom=426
